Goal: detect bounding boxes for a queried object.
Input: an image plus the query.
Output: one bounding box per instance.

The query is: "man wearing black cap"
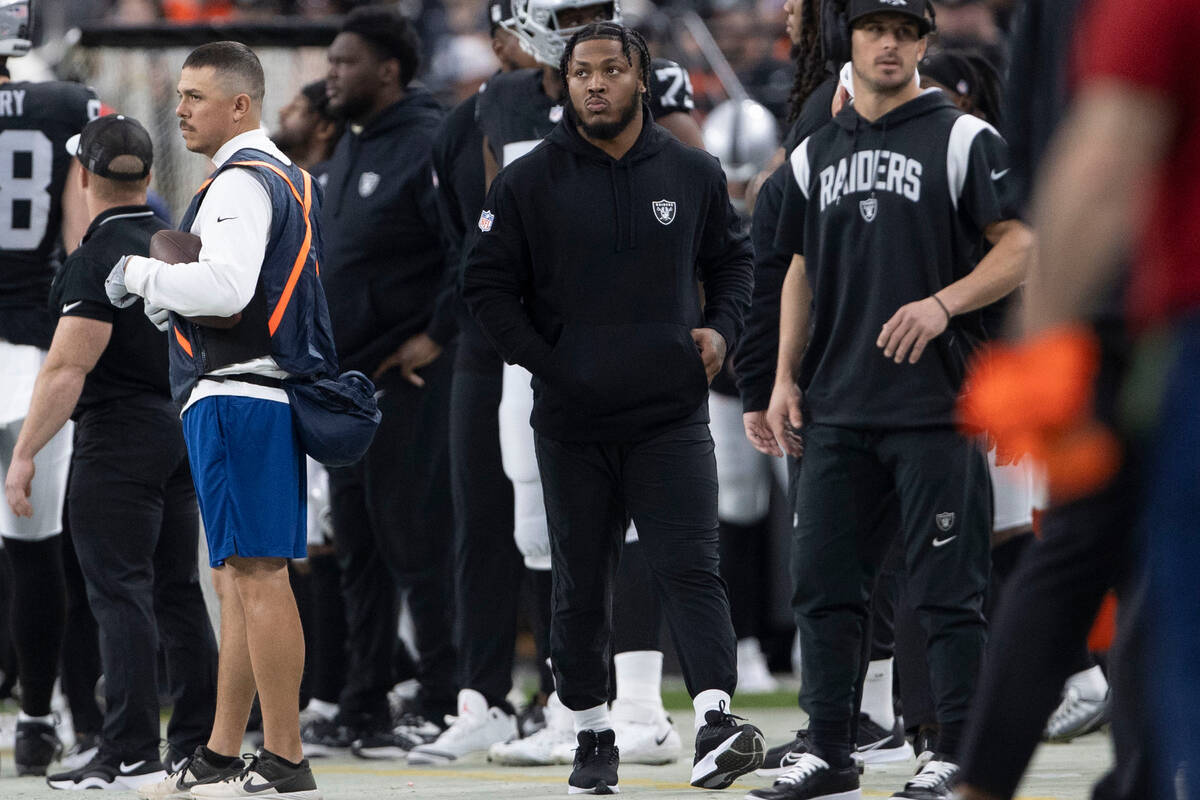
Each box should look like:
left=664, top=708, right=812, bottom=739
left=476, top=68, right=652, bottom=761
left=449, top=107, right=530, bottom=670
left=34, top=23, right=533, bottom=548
left=4, top=113, right=218, bottom=791
left=753, top=1, right=1032, bottom=798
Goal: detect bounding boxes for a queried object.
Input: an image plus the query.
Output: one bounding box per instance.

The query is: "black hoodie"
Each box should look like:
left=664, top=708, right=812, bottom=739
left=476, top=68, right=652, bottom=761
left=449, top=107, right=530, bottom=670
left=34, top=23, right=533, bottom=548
left=319, top=89, right=453, bottom=376
left=776, top=89, right=1018, bottom=429
left=463, top=106, right=754, bottom=443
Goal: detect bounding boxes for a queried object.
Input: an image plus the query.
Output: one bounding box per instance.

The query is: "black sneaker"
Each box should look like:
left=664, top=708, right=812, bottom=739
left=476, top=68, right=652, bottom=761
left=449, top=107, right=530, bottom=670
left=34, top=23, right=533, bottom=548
left=746, top=752, right=862, bottom=800
left=190, top=749, right=320, bottom=799
left=300, top=715, right=355, bottom=758
left=135, top=746, right=244, bottom=799
left=854, top=714, right=914, bottom=764
left=15, top=718, right=63, bottom=776
left=46, top=747, right=167, bottom=790
left=758, top=730, right=811, bottom=777
left=912, top=728, right=937, bottom=769
left=518, top=698, right=548, bottom=738
left=889, top=758, right=960, bottom=800
left=568, top=729, right=619, bottom=795
left=61, top=732, right=100, bottom=770
left=690, top=704, right=766, bottom=789
left=352, top=713, right=444, bottom=759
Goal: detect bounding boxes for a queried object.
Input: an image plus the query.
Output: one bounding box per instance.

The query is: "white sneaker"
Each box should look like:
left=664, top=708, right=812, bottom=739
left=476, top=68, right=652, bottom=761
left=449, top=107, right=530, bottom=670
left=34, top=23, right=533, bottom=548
left=407, top=689, right=517, bottom=764
left=611, top=698, right=681, bottom=765
left=488, top=692, right=575, bottom=766
left=737, top=638, right=780, bottom=694
left=1044, top=686, right=1109, bottom=742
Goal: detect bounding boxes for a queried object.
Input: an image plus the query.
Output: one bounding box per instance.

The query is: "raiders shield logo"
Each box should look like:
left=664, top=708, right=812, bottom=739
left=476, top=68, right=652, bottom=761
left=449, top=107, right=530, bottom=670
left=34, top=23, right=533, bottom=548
left=550, top=105, right=564, bottom=123
left=935, top=512, right=956, bottom=532
left=859, top=197, right=878, bottom=222
left=359, top=171, right=381, bottom=198
left=652, top=199, right=676, bottom=225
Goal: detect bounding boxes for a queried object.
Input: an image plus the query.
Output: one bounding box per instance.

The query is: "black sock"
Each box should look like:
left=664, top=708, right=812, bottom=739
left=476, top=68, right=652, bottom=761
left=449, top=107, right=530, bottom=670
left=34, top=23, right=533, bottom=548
left=262, top=748, right=305, bottom=768
left=808, top=717, right=854, bottom=768
left=935, top=721, right=963, bottom=761
left=1, top=535, right=66, bottom=717
left=201, top=746, right=238, bottom=767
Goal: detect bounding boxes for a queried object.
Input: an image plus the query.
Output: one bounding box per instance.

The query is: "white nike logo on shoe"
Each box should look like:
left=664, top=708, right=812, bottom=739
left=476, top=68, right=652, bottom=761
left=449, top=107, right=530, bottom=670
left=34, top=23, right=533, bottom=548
left=932, top=536, right=957, bottom=547
left=119, top=760, right=147, bottom=773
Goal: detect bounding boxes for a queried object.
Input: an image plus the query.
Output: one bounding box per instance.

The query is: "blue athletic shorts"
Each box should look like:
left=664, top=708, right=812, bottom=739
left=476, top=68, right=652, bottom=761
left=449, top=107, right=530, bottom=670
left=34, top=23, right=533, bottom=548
left=182, top=396, right=306, bottom=567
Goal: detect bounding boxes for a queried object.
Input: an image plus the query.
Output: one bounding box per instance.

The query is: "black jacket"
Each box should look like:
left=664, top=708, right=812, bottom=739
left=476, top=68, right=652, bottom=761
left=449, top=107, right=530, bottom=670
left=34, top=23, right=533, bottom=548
left=776, top=90, right=1017, bottom=428
left=464, top=107, right=753, bottom=442
left=319, top=90, right=453, bottom=375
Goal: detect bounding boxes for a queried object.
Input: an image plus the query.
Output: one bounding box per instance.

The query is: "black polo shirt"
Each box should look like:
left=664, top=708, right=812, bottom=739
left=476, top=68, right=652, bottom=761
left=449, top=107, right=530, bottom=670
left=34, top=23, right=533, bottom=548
left=49, top=205, right=172, bottom=416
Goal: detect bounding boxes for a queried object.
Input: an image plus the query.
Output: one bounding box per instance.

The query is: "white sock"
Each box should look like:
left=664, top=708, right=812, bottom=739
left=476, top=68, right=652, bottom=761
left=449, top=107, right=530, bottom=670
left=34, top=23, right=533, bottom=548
left=614, top=650, right=664, bottom=713
left=693, top=689, right=732, bottom=731
left=860, top=658, right=895, bottom=729
left=1066, top=665, right=1108, bottom=700
left=18, top=711, right=54, bottom=726
left=304, top=698, right=339, bottom=721
left=572, top=703, right=612, bottom=734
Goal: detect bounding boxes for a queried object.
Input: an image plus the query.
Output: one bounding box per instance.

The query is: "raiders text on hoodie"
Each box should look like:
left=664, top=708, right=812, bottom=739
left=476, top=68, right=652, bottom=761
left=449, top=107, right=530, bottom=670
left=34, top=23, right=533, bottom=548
left=776, top=89, right=1018, bottom=428
left=463, top=106, right=753, bottom=442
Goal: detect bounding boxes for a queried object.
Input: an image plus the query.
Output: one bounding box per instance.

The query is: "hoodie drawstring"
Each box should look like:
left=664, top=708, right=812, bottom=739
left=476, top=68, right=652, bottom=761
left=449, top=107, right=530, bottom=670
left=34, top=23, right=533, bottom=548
left=608, top=160, right=622, bottom=254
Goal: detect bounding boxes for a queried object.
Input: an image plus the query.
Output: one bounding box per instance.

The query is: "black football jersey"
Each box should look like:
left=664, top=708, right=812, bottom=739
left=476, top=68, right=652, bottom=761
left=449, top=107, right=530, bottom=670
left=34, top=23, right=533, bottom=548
left=476, top=58, right=695, bottom=168
left=0, top=80, right=99, bottom=323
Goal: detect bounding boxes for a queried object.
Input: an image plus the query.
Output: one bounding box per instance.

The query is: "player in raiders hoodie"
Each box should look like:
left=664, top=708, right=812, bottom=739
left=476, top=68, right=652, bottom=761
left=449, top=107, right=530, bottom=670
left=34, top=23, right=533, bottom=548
left=465, top=23, right=764, bottom=796
left=753, top=2, right=1033, bottom=800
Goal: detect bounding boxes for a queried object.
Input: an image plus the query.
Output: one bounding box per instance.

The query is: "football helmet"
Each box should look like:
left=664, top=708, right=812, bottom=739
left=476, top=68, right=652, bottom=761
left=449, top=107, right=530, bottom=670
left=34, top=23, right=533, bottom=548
left=0, top=0, right=31, bottom=58
left=502, top=0, right=621, bottom=69
left=702, top=98, right=779, bottom=186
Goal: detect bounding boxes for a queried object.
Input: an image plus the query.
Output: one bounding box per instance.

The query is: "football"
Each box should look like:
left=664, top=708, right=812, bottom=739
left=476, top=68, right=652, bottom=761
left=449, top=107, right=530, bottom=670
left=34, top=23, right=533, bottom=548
left=148, top=230, right=243, bottom=329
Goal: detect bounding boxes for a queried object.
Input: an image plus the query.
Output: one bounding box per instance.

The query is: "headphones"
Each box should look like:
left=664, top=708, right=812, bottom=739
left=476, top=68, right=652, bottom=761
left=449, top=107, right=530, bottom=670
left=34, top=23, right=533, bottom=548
left=820, top=0, right=937, bottom=70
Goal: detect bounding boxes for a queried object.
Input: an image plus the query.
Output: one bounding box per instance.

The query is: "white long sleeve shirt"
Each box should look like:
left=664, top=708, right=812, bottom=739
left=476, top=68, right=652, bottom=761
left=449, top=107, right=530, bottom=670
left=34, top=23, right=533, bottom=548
left=124, top=128, right=293, bottom=409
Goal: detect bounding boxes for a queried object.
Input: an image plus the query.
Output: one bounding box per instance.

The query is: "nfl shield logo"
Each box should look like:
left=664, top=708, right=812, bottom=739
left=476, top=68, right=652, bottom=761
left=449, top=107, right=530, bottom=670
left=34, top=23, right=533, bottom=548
left=859, top=197, right=878, bottom=222
left=652, top=199, right=676, bottom=225
left=359, top=171, right=381, bottom=197
left=936, top=512, right=956, bottom=532
left=478, top=209, right=495, bottom=232
left=549, top=105, right=564, bottom=123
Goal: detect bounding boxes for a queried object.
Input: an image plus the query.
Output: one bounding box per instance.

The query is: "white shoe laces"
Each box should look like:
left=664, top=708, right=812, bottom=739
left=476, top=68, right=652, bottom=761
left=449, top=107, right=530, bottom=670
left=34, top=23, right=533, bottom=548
left=776, top=753, right=829, bottom=785
left=906, top=759, right=958, bottom=789
left=1047, top=687, right=1105, bottom=733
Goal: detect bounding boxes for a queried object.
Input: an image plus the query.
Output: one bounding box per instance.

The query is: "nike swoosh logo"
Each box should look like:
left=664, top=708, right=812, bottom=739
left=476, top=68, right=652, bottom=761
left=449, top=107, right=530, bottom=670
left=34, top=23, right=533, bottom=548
left=119, top=760, right=147, bottom=774
left=780, top=751, right=805, bottom=766
left=216, top=215, right=238, bottom=222
left=856, top=736, right=889, bottom=752
left=243, top=777, right=281, bottom=792
left=932, top=536, right=957, bottom=547
left=655, top=731, right=672, bottom=746
left=990, top=169, right=1010, bottom=181
left=62, top=301, right=83, bottom=313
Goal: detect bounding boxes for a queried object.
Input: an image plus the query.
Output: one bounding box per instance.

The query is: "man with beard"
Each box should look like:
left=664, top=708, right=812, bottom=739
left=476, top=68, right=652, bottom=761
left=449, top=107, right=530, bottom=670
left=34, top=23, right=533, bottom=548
left=309, top=5, right=458, bottom=755
left=464, top=22, right=764, bottom=796
left=454, top=0, right=710, bottom=772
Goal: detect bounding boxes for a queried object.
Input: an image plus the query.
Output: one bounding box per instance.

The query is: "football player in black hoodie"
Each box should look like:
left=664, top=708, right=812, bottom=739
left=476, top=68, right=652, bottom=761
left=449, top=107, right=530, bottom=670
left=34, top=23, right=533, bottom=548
left=466, top=22, right=764, bottom=796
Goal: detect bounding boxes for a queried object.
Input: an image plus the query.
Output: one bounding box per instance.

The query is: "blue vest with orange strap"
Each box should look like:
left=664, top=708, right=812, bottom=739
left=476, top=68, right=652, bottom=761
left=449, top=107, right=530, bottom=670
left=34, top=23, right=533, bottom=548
left=167, top=148, right=339, bottom=405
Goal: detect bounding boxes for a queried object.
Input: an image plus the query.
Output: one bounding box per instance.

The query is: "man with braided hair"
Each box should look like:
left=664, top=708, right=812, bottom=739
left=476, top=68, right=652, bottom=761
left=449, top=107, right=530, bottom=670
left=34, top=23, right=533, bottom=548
left=465, top=21, right=764, bottom=795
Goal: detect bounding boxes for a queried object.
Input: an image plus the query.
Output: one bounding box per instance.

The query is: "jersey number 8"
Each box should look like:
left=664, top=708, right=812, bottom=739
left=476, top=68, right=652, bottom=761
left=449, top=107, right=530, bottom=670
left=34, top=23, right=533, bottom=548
left=0, top=129, right=53, bottom=250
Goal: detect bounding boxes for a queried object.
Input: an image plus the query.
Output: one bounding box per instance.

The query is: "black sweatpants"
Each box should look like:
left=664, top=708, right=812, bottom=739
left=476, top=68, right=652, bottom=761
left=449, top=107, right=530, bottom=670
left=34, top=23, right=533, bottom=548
left=792, top=424, right=990, bottom=763
left=534, top=422, right=736, bottom=711
left=330, top=350, right=457, bottom=725
left=448, top=337, right=523, bottom=709
left=69, top=398, right=218, bottom=760
left=958, top=462, right=1148, bottom=798
left=60, top=516, right=103, bottom=737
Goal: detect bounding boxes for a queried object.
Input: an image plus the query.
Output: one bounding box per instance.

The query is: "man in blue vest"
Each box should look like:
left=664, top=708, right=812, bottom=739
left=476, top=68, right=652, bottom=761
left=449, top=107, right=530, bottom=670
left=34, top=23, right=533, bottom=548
left=104, top=41, right=334, bottom=799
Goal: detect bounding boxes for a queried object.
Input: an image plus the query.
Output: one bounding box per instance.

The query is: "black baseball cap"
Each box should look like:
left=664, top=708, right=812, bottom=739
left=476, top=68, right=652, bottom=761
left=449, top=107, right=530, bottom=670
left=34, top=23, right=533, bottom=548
left=66, top=114, right=153, bottom=181
left=846, top=0, right=932, bottom=36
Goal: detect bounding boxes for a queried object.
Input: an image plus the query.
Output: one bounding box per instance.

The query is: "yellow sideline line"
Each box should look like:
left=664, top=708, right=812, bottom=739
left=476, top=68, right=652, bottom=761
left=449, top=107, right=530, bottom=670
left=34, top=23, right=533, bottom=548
left=310, top=765, right=1060, bottom=799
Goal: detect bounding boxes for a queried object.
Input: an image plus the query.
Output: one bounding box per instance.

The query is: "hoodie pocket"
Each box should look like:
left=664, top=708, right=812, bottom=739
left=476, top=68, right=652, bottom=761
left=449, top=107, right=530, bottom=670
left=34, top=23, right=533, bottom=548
left=545, top=322, right=709, bottom=420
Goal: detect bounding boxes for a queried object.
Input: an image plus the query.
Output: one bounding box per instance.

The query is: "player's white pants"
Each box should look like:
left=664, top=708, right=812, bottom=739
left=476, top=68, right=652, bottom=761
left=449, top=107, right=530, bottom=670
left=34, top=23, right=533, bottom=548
left=0, top=343, right=71, bottom=542
left=709, top=391, right=786, bottom=525
left=499, top=364, right=638, bottom=570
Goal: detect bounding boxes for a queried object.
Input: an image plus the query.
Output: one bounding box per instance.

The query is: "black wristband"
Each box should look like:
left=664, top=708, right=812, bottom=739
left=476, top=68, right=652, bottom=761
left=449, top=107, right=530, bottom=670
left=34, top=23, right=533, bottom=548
left=932, top=293, right=952, bottom=322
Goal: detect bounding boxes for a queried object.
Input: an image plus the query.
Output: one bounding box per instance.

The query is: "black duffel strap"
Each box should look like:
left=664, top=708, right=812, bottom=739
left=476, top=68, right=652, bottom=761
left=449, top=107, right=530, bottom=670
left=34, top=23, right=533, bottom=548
left=202, top=373, right=285, bottom=390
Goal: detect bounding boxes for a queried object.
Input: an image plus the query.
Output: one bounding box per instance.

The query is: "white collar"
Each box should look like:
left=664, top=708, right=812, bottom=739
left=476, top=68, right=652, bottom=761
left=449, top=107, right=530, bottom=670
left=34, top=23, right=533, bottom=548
left=211, top=128, right=292, bottom=169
